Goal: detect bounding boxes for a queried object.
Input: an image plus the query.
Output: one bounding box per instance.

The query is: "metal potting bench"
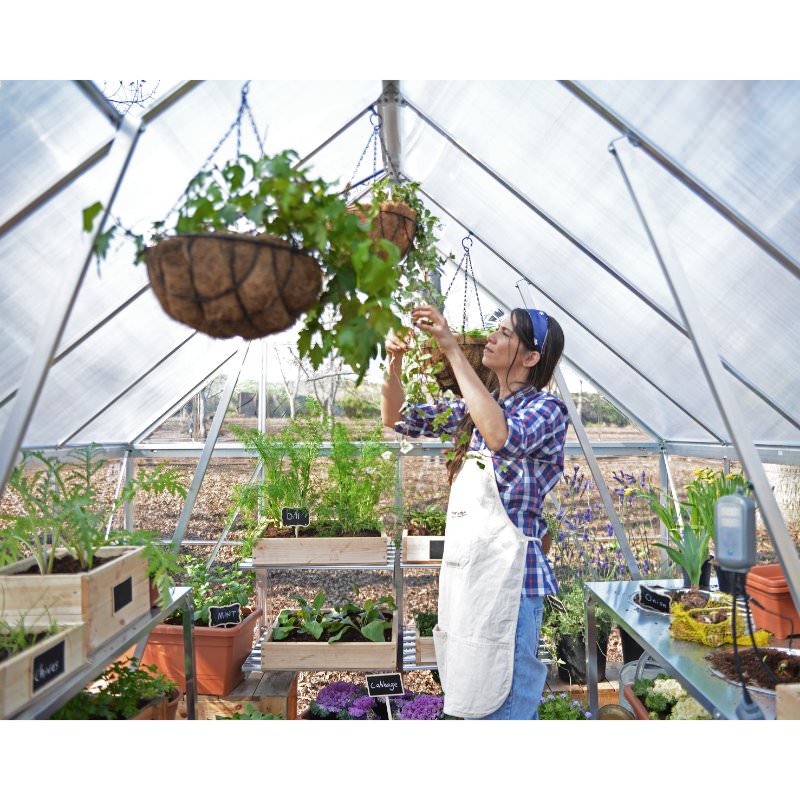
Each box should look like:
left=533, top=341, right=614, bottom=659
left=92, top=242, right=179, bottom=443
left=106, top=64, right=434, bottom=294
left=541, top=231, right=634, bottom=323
left=584, top=578, right=777, bottom=720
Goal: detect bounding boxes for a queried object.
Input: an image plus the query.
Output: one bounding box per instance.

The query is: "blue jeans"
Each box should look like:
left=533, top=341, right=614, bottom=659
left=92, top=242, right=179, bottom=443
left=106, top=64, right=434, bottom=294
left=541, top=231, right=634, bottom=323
left=472, top=594, right=547, bottom=720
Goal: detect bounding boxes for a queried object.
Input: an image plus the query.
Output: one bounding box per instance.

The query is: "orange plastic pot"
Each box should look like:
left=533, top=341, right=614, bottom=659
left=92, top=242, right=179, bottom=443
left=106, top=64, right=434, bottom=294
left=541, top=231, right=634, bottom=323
left=140, top=607, right=262, bottom=696
left=746, top=564, right=800, bottom=639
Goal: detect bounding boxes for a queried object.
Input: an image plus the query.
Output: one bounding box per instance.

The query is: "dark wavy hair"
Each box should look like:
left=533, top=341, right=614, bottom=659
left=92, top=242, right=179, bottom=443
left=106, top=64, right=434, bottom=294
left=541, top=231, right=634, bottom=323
left=446, top=309, right=564, bottom=484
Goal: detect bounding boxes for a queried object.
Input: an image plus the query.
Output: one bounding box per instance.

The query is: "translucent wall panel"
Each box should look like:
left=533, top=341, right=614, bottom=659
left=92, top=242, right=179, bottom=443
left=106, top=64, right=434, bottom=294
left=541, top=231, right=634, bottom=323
left=583, top=81, right=800, bottom=264
left=21, top=292, right=227, bottom=447
left=400, top=81, right=683, bottom=320
left=0, top=81, right=115, bottom=222
left=80, top=337, right=241, bottom=445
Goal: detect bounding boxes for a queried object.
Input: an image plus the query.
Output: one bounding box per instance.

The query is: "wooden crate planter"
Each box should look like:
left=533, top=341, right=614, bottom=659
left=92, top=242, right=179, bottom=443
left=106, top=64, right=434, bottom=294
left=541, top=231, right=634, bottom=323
left=261, top=611, right=398, bottom=671
left=402, top=531, right=445, bottom=564
left=253, top=535, right=390, bottom=566
left=0, top=623, right=85, bottom=718
left=0, top=547, right=149, bottom=656
left=415, top=632, right=436, bottom=665
left=176, top=670, right=298, bottom=720
left=141, top=607, right=263, bottom=696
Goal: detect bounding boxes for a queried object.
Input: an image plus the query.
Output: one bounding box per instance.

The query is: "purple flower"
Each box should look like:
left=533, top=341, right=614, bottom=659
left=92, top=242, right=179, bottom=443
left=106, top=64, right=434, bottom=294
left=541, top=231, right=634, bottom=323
left=346, top=694, right=377, bottom=719
left=313, top=681, right=364, bottom=714
left=398, top=694, right=444, bottom=720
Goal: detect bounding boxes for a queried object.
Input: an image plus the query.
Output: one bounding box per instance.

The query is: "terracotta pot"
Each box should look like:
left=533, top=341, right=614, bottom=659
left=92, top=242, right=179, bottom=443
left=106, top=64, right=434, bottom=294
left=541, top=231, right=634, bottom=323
left=140, top=607, right=263, bottom=696
left=746, top=564, right=800, bottom=639
left=622, top=684, right=652, bottom=720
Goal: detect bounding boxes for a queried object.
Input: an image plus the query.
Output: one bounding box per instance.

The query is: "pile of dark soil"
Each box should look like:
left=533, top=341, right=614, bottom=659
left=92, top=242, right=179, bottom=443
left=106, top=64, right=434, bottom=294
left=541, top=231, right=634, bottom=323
left=706, top=647, right=800, bottom=690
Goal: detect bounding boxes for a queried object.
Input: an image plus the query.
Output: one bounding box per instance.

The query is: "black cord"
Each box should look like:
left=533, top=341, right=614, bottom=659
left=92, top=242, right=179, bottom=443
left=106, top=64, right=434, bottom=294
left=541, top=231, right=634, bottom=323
left=731, top=582, right=754, bottom=705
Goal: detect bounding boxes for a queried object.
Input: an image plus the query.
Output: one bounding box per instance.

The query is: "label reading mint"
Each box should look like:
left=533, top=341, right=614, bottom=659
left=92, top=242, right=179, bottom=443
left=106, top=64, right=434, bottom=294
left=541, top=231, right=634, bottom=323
left=209, top=603, right=242, bottom=628
left=429, top=540, right=444, bottom=560
left=113, top=576, right=133, bottom=613
left=639, top=586, right=672, bottom=613
left=33, top=639, right=65, bottom=693
left=281, top=507, right=310, bottom=527
left=366, top=673, right=405, bottom=697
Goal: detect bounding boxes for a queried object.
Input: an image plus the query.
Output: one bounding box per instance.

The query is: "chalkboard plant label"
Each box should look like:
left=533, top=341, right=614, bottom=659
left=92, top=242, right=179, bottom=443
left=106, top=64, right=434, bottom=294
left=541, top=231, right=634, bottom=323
left=32, top=640, right=65, bottom=692
left=209, top=603, right=243, bottom=628
left=429, top=540, right=444, bottom=560
left=113, top=576, right=133, bottom=613
left=281, top=507, right=310, bottom=527
left=639, top=585, right=672, bottom=614
left=366, top=673, right=405, bottom=697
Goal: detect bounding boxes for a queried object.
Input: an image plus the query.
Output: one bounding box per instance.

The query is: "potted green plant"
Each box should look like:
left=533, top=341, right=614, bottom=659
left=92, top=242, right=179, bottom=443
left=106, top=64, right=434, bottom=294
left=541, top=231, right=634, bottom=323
left=402, top=504, right=447, bottom=564
left=0, top=616, right=85, bottom=718
left=50, top=657, right=180, bottom=720
left=83, top=150, right=408, bottom=382
left=250, top=415, right=396, bottom=567
left=139, top=556, right=262, bottom=697
left=639, top=468, right=750, bottom=604
left=261, top=588, right=397, bottom=670
left=414, top=610, right=437, bottom=665
left=215, top=703, right=283, bottom=720
left=0, top=447, right=186, bottom=656
left=541, top=582, right=613, bottom=684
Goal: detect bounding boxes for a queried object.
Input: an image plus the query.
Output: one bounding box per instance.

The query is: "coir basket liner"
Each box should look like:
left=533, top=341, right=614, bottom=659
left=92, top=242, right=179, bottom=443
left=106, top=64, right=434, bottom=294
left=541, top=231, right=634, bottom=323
left=422, top=334, right=496, bottom=396
left=145, top=232, right=322, bottom=339
left=349, top=201, right=417, bottom=260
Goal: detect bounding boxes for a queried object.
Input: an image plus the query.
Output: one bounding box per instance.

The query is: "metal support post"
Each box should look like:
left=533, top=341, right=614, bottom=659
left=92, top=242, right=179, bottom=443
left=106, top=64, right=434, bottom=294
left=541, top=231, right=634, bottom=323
left=585, top=589, right=599, bottom=718
left=378, top=81, right=403, bottom=182
left=123, top=452, right=136, bottom=532
left=170, top=343, right=250, bottom=551
left=104, top=451, right=129, bottom=539
left=258, top=339, right=267, bottom=435
left=611, top=137, right=800, bottom=618
left=0, top=115, right=143, bottom=498
left=207, top=462, right=262, bottom=568
left=554, top=366, right=642, bottom=579
left=182, top=592, right=197, bottom=719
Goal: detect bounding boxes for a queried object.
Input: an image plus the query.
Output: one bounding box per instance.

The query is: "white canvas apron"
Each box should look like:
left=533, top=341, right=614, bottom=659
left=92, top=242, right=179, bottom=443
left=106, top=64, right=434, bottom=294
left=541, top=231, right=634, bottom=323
left=433, top=450, right=540, bottom=718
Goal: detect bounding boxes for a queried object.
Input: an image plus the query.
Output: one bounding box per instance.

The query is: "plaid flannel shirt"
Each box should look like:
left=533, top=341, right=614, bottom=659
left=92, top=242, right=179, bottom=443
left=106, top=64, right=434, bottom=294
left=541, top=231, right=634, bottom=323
left=395, top=386, right=568, bottom=597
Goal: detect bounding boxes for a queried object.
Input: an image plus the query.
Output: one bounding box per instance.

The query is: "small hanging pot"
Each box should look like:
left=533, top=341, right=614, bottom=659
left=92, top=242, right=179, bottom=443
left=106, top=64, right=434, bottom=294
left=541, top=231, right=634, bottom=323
left=421, top=332, right=496, bottom=396
left=145, top=232, right=322, bottom=339
left=349, top=201, right=417, bottom=260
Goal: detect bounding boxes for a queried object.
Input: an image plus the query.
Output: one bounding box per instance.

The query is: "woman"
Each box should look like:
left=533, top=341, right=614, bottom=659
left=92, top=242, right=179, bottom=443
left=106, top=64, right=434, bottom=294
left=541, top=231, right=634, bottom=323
left=382, top=304, right=568, bottom=720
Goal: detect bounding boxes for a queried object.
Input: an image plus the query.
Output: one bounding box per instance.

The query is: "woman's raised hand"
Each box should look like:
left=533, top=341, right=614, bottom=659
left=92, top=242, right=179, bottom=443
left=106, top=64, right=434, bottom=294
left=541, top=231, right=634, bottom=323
left=411, top=305, right=457, bottom=353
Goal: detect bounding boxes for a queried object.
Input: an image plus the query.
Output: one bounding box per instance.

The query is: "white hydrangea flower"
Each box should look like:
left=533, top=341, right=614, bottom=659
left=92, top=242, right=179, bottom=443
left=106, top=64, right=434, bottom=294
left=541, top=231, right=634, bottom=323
left=651, top=678, right=686, bottom=703
left=668, top=696, right=712, bottom=720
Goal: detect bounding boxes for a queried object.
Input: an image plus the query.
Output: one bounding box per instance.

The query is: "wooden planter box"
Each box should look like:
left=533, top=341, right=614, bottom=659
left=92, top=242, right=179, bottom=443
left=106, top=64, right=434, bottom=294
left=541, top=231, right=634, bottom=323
left=415, top=632, right=436, bottom=665
left=402, top=531, right=445, bottom=564
left=140, top=607, right=263, bottom=696
left=0, top=623, right=85, bottom=718
left=261, top=611, right=398, bottom=671
left=131, top=692, right=179, bottom=720
left=0, top=547, right=149, bottom=656
left=253, top=535, right=390, bottom=566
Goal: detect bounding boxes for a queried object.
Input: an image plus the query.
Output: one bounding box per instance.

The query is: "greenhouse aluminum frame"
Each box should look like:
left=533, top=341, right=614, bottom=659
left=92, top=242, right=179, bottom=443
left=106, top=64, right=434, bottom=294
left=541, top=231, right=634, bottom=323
left=1, top=79, right=799, bottom=612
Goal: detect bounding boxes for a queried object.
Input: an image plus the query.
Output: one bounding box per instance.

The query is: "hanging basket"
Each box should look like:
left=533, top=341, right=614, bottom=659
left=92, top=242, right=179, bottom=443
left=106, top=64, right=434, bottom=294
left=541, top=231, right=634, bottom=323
left=145, top=232, right=323, bottom=339
left=349, top=201, right=417, bottom=260
left=420, top=333, right=496, bottom=396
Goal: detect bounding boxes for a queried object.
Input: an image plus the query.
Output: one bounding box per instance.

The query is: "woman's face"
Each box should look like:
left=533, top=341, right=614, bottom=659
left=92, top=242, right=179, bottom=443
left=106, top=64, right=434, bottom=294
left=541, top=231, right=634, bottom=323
left=482, top=313, right=539, bottom=376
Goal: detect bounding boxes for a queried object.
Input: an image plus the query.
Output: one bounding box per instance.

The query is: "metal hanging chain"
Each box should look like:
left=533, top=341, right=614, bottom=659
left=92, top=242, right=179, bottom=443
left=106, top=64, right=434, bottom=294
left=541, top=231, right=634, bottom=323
left=162, top=81, right=267, bottom=223
left=344, top=109, right=384, bottom=203
left=443, top=236, right=485, bottom=333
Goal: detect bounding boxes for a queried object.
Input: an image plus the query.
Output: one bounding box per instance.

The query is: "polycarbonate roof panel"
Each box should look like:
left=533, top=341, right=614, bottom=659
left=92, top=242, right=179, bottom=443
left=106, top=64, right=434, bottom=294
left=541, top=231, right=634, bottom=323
left=0, top=81, right=115, bottom=223
left=401, top=81, right=800, bottom=445
left=78, top=336, right=241, bottom=445
left=582, top=80, right=800, bottom=264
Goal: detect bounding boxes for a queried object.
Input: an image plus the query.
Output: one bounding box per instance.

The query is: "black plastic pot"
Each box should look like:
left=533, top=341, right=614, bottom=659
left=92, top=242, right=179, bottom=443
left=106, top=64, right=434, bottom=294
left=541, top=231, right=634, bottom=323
left=714, top=562, right=737, bottom=594
left=618, top=627, right=645, bottom=663
left=556, top=632, right=608, bottom=684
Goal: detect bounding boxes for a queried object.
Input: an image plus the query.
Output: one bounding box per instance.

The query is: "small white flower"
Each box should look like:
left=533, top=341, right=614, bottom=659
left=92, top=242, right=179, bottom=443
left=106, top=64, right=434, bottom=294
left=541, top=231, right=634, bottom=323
left=399, top=440, right=414, bottom=454
left=380, top=451, right=393, bottom=461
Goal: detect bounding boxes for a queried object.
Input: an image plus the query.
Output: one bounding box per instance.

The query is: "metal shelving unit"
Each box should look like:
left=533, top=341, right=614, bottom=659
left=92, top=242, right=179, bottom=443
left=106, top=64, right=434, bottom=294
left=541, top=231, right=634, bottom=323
left=11, top=587, right=197, bottom=720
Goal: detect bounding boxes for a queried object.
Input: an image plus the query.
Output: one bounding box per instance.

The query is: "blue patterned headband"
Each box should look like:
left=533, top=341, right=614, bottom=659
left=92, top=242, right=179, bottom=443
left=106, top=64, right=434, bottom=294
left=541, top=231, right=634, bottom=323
left=526, top=309, right=549, bottom=352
